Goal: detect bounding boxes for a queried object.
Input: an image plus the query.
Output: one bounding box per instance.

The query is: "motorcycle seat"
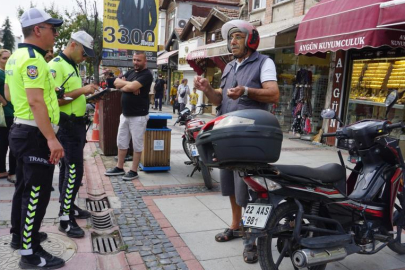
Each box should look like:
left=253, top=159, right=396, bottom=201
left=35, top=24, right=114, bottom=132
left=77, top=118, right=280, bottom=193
left=274, top=163, right=346, bottom=184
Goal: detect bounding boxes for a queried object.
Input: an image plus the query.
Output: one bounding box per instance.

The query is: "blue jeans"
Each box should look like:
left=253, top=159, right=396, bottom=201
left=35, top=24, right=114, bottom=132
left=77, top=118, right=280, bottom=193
left=155, top=92, right=163, bottom=110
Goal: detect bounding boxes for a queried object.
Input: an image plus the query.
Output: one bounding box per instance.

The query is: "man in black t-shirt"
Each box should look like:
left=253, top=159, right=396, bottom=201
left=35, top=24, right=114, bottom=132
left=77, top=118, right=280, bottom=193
left=153, top=74, right=166, bottom=111
left=104, top=51, right=153, bottom=181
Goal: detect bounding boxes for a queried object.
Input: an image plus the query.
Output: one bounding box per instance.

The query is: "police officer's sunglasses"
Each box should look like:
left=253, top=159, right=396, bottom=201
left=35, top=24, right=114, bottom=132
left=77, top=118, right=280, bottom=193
left=37, top=26, right=57, bottom=34
left=76, top=42, right=88, bottom=57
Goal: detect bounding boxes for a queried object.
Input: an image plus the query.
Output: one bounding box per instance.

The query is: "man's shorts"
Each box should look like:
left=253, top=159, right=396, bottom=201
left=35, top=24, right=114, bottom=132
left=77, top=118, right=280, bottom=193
left=191, top=104, right=196, bottom=111
left=117, top=114, right=149, bottom=152
left=220, top=169, right=249, bottom=208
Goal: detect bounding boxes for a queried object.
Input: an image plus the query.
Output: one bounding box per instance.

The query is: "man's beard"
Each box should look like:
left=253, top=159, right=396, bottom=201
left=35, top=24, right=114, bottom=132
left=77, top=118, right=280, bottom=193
left=134, top=65, right=144, bottom=71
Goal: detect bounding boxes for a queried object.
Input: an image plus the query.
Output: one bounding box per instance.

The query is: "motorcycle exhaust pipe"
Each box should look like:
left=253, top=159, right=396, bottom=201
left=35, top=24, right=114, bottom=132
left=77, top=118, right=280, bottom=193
left=292, top=247, right=347, bottom=268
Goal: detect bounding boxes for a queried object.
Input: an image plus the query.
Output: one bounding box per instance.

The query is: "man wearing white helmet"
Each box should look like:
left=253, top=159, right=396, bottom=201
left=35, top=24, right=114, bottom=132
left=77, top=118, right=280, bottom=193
left=194, top=19, right=279, bottom=264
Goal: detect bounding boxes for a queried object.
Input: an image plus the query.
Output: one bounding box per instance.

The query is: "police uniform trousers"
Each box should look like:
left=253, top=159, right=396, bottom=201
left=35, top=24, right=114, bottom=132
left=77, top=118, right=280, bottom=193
left=57, top=120, right=86, bottom=220
left=9, top=124, right=55, bottom=256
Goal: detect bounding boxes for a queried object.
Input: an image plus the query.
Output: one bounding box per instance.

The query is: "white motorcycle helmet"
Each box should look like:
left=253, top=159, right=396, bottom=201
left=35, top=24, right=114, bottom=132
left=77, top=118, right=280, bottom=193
left=221, top=20, right=260, bottom=53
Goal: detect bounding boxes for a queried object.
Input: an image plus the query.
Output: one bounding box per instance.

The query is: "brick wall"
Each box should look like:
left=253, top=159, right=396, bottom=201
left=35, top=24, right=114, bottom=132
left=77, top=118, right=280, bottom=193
left=294, top=0, right=305, bottom=17
left=264, top=0, right=273, bottom=24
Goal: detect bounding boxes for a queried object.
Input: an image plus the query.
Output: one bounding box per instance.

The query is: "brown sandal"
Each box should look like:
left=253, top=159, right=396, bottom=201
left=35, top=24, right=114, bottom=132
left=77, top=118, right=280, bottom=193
left=215, top=228, right=242, bottom=242
left=243, top=245, right=258, bottom=264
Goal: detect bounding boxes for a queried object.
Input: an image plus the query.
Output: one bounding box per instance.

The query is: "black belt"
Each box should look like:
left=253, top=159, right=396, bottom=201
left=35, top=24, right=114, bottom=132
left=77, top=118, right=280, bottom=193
left=59, top=112, right=86, bottom=126
left=70, top=116, right=86, bottom=124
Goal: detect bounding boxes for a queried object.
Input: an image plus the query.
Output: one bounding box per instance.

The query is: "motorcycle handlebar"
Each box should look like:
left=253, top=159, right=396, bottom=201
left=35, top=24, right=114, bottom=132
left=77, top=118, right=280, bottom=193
left=198, top=103, right=212, bottom=108
left=386, top=122, right=404, bottom=131
left=322, top=132, right=336, bottom=138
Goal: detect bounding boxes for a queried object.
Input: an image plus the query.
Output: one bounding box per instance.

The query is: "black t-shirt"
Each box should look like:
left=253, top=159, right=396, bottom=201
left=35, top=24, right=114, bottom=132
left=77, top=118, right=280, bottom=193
left=106, top=77, right=116, bottom=88
left=121, top=68, right=153, bottom=116
left=154, top=78, right=166, bottom=93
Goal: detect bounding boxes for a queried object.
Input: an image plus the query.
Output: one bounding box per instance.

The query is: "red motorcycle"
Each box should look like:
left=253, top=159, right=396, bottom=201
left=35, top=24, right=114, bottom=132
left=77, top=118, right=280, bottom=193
left=174, top=104, right=213, bottom=189
left=196, top=91, right=405, bottom=270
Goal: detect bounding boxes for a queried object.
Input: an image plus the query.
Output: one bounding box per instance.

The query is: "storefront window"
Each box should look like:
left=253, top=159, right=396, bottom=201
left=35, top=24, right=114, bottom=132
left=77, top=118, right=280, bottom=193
left=346, top=57, right=405, bottom=136
left=263, top=48, right=330, bottom=132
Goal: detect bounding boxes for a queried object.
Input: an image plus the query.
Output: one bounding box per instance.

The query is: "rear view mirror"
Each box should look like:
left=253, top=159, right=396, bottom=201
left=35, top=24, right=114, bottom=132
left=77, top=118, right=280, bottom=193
left=321, top=109, right=336, bottom=119
left=321, top=108, right=344, bottom=125
left=385, top=90, right=398, bottom=119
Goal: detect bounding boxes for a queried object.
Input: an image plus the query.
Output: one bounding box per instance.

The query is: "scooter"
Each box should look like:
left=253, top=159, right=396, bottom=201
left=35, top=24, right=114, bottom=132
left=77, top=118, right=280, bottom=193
left=174, top=104, right=213, bottom=189
left=237, top=90, right=405, bottom=269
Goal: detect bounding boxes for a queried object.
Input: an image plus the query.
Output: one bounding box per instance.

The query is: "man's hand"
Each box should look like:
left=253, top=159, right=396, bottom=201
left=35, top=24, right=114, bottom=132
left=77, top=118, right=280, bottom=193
left=83, top=84, right=98, bottom=95
left=194, top=76, right=211, bottom=93
left=133, top=88, right=140, bottom=95
left=47, top=137, right=64, bottom=164
left=0, top=94, right=8, bottom=106
left=227, top=86, right=244, bottom=100
left=114, top=78, right=126, bottom=89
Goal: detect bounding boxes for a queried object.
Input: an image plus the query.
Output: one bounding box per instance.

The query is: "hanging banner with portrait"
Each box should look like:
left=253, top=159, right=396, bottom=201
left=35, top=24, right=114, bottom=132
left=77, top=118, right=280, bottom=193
left=103, top=0, right=158, bottom=52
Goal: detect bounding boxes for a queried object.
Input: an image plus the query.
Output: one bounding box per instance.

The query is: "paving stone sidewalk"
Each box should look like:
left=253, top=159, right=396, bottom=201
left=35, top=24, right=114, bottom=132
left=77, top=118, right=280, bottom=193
left=109, top=175, right=220, bottom=270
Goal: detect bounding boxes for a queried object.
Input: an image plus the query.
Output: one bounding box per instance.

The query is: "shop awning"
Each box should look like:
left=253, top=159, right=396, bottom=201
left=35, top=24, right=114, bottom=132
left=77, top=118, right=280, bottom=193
left=157, top=50, right=178, bottom=65
left=186, top=41, right=229, bottom=61
left=295, top=0, right=405, bottom=55
left=378, top=0, right=405, bottom=27
left=186, top=41, right=228, bottom=75
left=256, top=15, right=303, bottom=51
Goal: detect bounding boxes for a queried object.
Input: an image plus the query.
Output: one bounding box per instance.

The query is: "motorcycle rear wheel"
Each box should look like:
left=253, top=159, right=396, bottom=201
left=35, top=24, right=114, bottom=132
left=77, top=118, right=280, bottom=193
left=199, top=160, right=213, bottom=190
left=388, top=210, right=405, bottom=254
left=258, top=202, right=327, bottom=270
left=182, top=138, right=193, bottom=161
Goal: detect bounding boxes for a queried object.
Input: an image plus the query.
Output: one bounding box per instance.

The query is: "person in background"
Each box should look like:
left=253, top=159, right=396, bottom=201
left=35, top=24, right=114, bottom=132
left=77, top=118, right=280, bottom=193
left=44, top=49, right=54, bottom=63
left=189, top=87, right=198, bottom=114
left=153, top=74, right=166, bottom=111
left=106, top=72, right=116, bottom=88
left=100, top=78, right=107, bottom=89
left=0, top=49, right=16, bottom=183
left=194, top=20, right=279, bottom=264
left=5, top=8, right=65, bottom=269
left=170, top=80, right=179, bottom=114
left=149, top=80, right=155, bottom=109
left=104, top=51, right=153, bottom=181
left=177, top=78, right=189, bottom=111
left=49, top=30, right=98, bottom=239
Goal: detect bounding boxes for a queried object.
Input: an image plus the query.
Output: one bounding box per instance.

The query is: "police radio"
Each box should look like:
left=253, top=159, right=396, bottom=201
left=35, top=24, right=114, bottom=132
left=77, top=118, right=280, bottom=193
left=57, top=72, right=75, bottom=100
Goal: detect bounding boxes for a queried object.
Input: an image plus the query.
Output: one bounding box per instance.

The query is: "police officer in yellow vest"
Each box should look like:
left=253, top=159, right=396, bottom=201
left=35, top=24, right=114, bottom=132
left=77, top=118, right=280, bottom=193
left=48, top=31, right=97, bottom=238
left=4, top=8, right=65, bottom=269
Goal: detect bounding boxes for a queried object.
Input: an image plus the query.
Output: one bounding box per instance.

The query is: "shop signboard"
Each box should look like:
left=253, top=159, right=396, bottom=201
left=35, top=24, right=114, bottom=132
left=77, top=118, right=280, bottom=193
left=327, top=50, right=346, bottom=146
left=179, top=38, right=204, bottom=71
left=103, top=0, right=158, bottom=52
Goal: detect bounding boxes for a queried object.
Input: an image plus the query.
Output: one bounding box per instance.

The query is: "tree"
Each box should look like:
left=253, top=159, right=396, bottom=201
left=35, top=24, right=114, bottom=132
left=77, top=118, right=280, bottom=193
left=17, top=1, right=103, bottom=82
left=74, top=0, right=103, bottom=84
left=2, top=17, right=15, bottom=52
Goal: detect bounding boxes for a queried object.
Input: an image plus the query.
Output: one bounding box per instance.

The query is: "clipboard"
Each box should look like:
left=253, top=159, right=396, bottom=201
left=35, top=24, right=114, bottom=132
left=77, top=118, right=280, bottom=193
left=86, top=88, right=112, bottom=103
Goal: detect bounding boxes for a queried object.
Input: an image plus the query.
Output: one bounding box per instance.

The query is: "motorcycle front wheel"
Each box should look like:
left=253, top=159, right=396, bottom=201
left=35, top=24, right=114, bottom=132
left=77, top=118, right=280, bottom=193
left=257, top=202, right=326, bottom=270
left=182, top=138, right=193, bottom=161
left=199, top=160, right=213, bottom=190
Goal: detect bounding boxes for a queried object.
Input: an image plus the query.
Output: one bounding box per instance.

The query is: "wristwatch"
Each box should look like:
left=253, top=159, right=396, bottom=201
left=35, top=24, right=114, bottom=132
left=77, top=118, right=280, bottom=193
left=243, top=86, right=249, bottom=96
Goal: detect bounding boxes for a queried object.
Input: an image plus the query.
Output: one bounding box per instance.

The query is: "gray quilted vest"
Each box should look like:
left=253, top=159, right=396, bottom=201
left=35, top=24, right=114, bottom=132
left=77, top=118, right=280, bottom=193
left=219, top=51, right=270, bottom=115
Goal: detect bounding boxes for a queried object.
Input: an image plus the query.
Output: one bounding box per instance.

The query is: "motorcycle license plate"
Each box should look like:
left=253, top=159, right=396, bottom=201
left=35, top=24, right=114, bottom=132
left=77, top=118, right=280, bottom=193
left=243, top=204, right=272, bottom=229
left=191, top=144, right=199, bottom=157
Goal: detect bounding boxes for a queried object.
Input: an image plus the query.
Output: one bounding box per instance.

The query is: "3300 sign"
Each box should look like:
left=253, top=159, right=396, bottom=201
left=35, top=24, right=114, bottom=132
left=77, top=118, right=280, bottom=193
left=104, top=27, right=155, bottom=45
